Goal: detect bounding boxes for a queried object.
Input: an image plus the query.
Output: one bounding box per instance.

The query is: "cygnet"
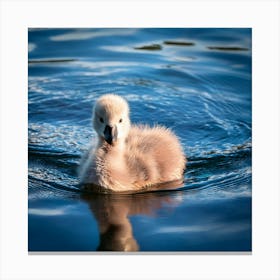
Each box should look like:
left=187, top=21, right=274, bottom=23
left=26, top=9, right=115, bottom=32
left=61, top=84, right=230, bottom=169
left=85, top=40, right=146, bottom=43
left=79, top=94, right=186, bottom=193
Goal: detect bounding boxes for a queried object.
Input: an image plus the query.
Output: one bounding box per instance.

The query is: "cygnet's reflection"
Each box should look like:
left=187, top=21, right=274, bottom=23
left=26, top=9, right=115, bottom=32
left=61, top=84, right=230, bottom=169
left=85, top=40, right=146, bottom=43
left=81, top=180, right=183, bottom=251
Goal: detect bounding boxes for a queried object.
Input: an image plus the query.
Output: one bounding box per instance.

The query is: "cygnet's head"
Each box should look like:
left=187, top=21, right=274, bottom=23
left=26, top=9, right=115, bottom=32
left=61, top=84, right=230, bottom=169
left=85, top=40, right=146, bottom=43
left=93, top=94, right=130, bottom=145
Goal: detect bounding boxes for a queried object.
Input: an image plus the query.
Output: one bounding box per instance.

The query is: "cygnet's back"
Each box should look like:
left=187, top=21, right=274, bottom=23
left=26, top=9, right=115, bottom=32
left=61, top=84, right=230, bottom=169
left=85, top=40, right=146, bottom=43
left=79, top=94, right=186, bottom=193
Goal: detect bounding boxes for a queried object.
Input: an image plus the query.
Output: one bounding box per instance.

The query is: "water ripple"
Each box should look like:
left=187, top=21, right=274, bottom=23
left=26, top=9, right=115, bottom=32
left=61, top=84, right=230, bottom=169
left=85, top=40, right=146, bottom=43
left=28, top=29, right=252, bottom=196
left=28, top=28, right=252, bottom=252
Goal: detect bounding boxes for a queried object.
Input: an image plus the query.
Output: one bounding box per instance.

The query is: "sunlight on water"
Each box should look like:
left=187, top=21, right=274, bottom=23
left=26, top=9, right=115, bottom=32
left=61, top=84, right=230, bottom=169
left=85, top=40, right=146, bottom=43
left=28, top=28, right=252, bottom=251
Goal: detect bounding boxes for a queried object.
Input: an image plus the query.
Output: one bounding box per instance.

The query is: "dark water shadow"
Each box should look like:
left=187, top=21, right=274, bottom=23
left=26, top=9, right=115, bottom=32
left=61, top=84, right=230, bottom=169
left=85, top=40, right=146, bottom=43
left=134, top=44, right=162, bottom=51
left=163, top=40, right=195, bottom=46
left=28, top=58, right=77, bottom=64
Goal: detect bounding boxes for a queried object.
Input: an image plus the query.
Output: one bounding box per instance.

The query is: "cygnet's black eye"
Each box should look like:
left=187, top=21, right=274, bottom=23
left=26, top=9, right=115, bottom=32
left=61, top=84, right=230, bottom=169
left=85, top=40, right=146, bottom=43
left=99, top=117, right=104, bottom=123
left=119, top=118, right=123, bottom=123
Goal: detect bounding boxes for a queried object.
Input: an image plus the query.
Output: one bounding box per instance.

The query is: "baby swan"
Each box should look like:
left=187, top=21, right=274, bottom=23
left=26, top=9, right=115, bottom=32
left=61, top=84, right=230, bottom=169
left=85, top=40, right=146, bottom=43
left=79, top=94, right=186, bottom=193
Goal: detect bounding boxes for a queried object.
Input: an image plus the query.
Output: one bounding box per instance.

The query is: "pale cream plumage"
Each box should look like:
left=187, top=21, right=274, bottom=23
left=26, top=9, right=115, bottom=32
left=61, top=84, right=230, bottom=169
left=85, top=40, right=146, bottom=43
left=78, top=94, right=186, bottom=193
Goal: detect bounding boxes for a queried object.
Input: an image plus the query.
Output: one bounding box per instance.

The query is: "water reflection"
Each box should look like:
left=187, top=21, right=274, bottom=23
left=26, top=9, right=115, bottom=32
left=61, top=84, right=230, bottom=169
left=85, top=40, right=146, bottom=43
left=28, top=28, right=252, bottom=251
left=81, top=189, right=183, bottom=251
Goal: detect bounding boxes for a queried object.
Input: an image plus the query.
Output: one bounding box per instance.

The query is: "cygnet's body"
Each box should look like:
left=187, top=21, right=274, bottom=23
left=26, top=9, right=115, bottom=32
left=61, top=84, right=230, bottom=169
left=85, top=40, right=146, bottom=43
left=79, top=94, right=186, bottom=193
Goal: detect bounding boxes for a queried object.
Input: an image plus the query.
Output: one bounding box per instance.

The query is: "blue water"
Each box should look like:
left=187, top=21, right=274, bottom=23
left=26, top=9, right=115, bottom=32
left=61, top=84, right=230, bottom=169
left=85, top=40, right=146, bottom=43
left=28, top=28, right=252, bottom=251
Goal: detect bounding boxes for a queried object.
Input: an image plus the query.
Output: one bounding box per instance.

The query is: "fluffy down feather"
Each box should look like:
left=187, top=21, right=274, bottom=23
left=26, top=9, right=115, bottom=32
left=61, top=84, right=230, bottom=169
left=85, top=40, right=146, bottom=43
left=79, top=94, right=186, bottom=193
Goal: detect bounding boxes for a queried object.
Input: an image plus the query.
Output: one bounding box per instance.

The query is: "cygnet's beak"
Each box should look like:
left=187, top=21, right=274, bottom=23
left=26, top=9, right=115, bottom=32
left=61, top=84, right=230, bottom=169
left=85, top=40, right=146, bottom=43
left=104, top=125, right=118, bottom=145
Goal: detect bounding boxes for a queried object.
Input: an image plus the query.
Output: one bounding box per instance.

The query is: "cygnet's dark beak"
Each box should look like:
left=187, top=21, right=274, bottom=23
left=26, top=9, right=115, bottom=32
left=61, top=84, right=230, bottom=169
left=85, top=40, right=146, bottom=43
left=104, top=125, right=118, bottom=145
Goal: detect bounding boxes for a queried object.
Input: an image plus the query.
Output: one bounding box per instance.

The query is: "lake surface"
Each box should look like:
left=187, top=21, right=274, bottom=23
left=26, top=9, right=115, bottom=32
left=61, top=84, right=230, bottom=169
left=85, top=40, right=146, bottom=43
left=28, top=28, right=252, bottom=252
